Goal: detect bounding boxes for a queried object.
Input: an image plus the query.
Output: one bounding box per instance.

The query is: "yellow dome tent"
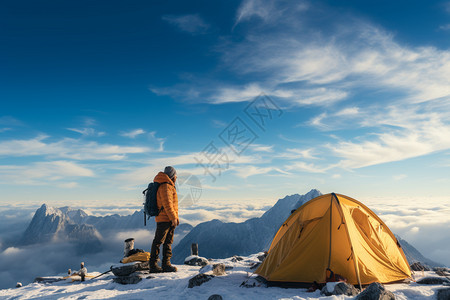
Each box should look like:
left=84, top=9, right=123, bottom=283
left=255, top=193, right=412, bottom=288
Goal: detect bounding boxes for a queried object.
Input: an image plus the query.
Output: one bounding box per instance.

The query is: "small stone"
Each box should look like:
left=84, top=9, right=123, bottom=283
left=16, top=282, right=22, bottom=288
left=208, top=295, right=223, bottom=300
left=434, top=267, right=450, bottom=277
left=321, top=282, right=359, bottom=296
left=250, top=262, right=261, bottom=269
left=188, top=273, right=215, bottom=288
left=356, top=282, right=395, bottom=300
left=416, top=277, right=450, bottom=285
left=410, top=262, right=430, bottom=271
left=184, top=255, right=209, bottom=266
left=257, top=253, right=267, bottom=261
left=231, top=255, right=244, bottom=262
left=212, top=263, right=226, bottom=276
left=111, top=261, right=149, bottom=277
left=113, top=275, right=142, bottom=285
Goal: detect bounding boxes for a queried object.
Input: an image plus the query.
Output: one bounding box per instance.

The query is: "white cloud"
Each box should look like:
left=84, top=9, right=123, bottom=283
left=67, top=127, right=106, bottom=137
left=285, top=161, right=329, bottom=173
left=0, top=135, right=150, bottom=160
left=409, top=226, right=420, bottom=234
left=332, top=115, right=450, bottom=169
left=120, top=129, right=145, bottom=138
left=2, top=247, right=23, bottom=255
left=162, top=14, right=209, bottom=35
left=248, top=144, right=274, bottom=153
left=439, top=24, right=450, bottom=31
left=112, top=148, right=261, bottom=189
left=335, top=107, right=360, bottom=116
left=0, top=128, right=11, bottom=133
left=445, top=2, right=450, bottom=14
left=0, top=161, right=94, bottom=185
left=233, top=165, right=274, bottom=178
left=57, top=182, right=79, bottom=188
left=235, top=0, right=308, bottom=25
left=393, top=174, right=407, bottom=181
left=211, top=119, right=228, bottom=128
left=277, top=148, right=318, bottom=160
left=308, top=112, right=328, bottom=129
left=0, top=116, right=23, bottom=126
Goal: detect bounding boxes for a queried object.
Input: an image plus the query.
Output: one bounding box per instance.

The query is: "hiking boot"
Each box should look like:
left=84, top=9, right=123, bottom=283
left=162, top=263, right=177, bottom=272
left=149, top=262, right=163, bottom=273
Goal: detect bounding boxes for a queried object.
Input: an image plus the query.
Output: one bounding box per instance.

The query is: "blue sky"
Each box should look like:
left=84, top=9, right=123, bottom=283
left=2, top=0, right=450, bottom=205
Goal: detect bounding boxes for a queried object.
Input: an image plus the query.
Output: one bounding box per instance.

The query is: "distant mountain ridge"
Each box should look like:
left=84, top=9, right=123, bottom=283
left=18, top=192, right=444, bottom=268
left=397, top=236, right=443, bottom=267
left=172, top=189, right=322, bottom=263
left=19, top=204, right=193, bottom=253
left=20, top=204, right=103, bottom=253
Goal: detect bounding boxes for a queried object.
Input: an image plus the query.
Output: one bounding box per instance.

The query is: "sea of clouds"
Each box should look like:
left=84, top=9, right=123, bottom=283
left=0, top=196, right=448, bottom=290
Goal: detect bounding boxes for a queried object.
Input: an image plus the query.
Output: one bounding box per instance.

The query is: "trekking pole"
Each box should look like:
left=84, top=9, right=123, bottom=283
left=90, top=268, right=113, bottom=280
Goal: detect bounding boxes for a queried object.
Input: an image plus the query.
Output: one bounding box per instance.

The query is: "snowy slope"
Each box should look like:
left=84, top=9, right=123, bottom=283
left=1, top=252, right=448, bottom=300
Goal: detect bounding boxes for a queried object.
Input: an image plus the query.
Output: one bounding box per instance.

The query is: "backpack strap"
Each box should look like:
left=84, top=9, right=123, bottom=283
left=157, top=182, right=170, bottom=213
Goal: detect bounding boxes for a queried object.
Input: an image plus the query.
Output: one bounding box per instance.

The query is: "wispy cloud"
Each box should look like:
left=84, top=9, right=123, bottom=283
left=67, top=127, right=106, bottom=137
left=285, top=161, right=330, bottom=173
left=0, top=135, right=150, bottom=160
left=439, top=24, right=450, bottom=31
left=162, top=14, right=210, bottom=35
left=0, top=161, right=94, bottom=185
left=329, top=100, right=450, bottom=169
left=444, top=1, right=450, bottom=14
left=233, top=165, right=275, bottom=178
left=248, top=144, right=274, bottom=153
left=393, top=174, right=407, bottom=181
left=120, top=129, right=145, bottom=138
left=0, top=116, right=23, bottom=126
left=277, top=148, right=318, bottom=160
left=235, top=0, right=308, bottom=25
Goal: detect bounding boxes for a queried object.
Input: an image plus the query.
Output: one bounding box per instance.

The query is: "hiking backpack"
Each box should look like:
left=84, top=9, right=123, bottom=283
left=142, top=182, right=168, bottom=226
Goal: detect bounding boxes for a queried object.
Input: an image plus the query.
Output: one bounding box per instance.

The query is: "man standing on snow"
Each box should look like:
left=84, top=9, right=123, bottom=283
left=149, top=166, right=179, bottom=273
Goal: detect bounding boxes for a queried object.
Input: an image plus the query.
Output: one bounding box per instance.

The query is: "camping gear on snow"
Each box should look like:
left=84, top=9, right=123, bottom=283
left=121, top=251, right=150, bottom=263
left=70, top=262, right=88, bottom=281
left=142, top=182, right=168, bottom=225
left=124, top=238, right=135, bottom=257
left=90, top=269, right=113, bottom=279
left=120, top=237, right=150, bottom=263
left=256, top=193, right=412, bottom=288
left=64, top=273, right=95, bottom=282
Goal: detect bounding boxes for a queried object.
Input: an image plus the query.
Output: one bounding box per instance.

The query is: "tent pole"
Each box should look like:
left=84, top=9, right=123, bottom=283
left=332, top=193, right=362, bottom=290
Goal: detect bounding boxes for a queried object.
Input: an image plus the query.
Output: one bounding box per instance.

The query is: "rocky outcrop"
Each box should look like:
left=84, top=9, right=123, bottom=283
left=321, top=282, right=359, bottom=297
left=356, top=282, right=395, bottom=300
left=188, top=274, right=214, bottom=288
left=416, top=277, right=450, bottom=285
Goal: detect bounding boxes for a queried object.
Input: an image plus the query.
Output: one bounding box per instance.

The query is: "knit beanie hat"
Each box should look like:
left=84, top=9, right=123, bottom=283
left=164, top=166, right=177, bottom=179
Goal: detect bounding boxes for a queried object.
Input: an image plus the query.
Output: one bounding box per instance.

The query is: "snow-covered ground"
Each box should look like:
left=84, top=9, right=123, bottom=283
left=1, top=253, right=448, bottom=300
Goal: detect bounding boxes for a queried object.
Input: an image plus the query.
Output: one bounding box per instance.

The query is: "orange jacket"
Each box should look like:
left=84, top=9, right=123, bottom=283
left=154, top=172, right=178, bottom=223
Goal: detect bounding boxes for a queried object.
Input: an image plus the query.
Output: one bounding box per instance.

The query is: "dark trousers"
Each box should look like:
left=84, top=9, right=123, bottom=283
left=150, top=222, right=175, bottom=265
